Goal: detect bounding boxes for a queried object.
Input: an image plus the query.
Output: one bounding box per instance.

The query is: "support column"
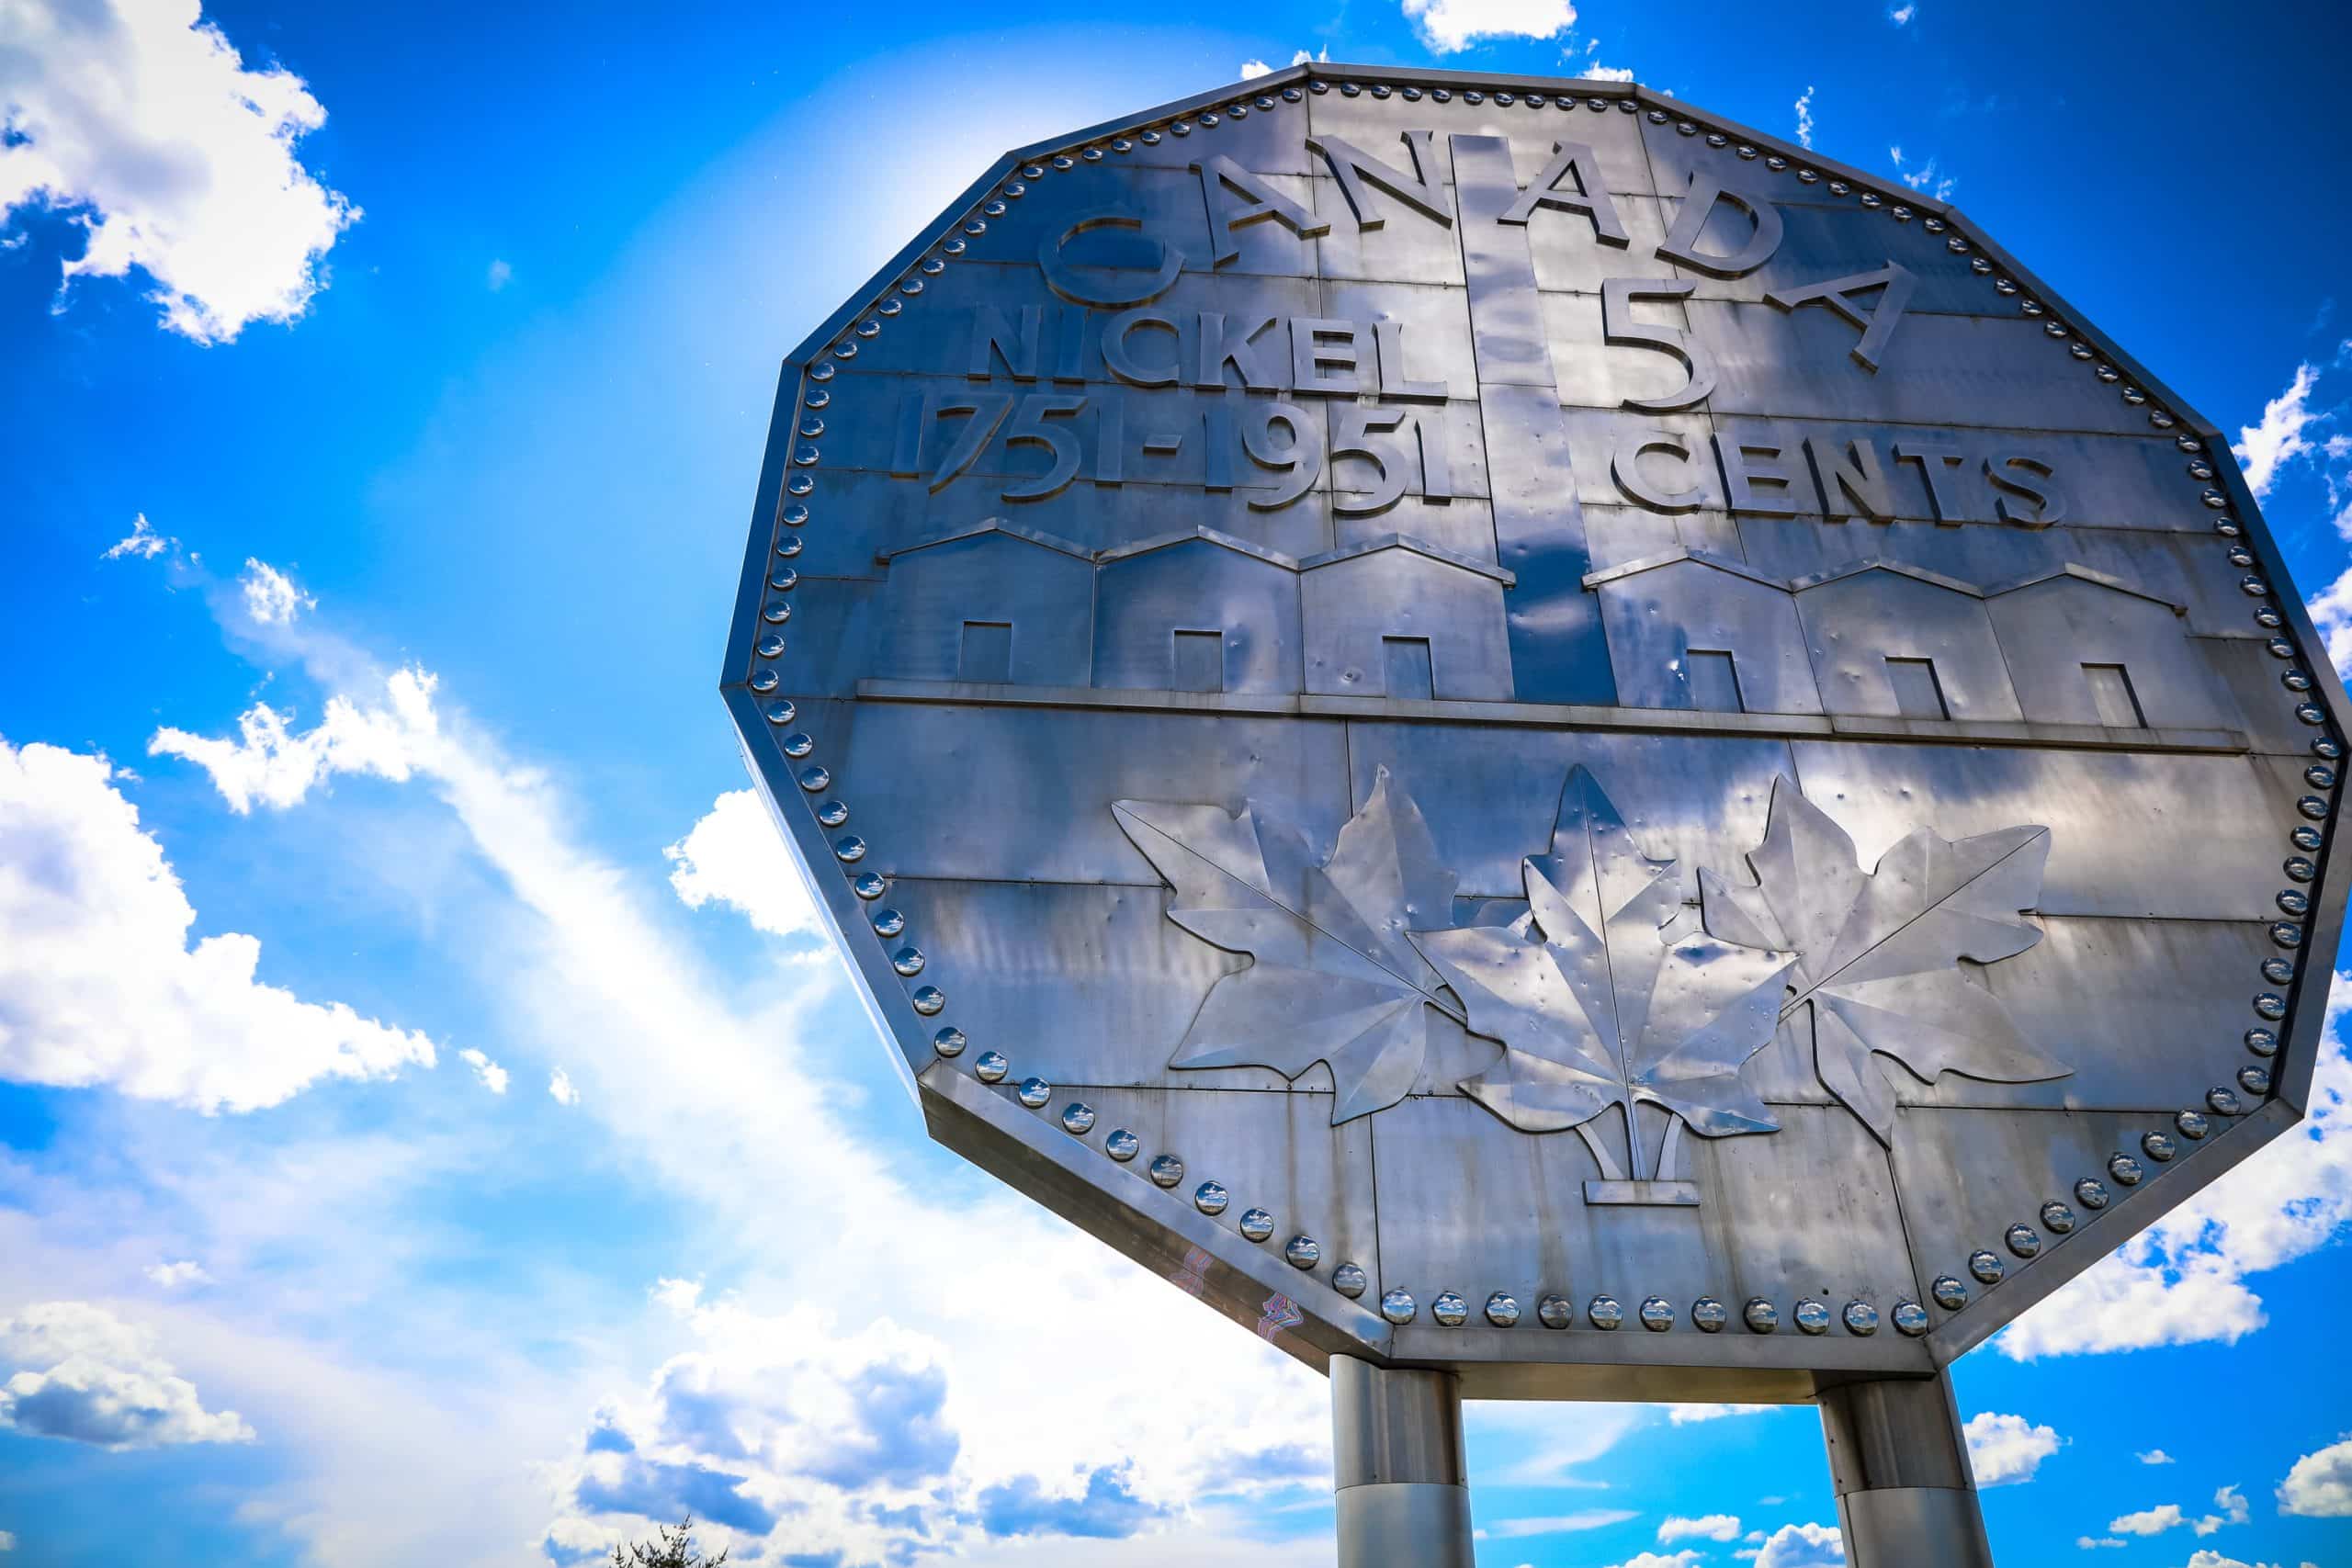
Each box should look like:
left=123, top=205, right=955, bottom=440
left=1330, top=1357, right=1476, bottom=1568
left=1818, top=1371, right=1996, bottom=1568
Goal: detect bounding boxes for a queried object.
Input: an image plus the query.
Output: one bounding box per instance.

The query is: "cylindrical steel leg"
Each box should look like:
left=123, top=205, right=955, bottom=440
left=1330, top=1357, right=1475, bottom=1568
left=1818, top=1371, right=1995, bottom=1568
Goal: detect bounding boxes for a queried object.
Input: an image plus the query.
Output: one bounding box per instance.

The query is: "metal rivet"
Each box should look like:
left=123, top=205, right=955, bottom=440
left=1369, top=85, right=1391, bottom=101
left=762, top=700, right=796, bottom=728
left=1768, top=154, right=1789, bottom=172
left=1894, top=1301, right=1930, bottom=1337
left=1060, top=1102, right=1096, bottom=1135
left=786, top=474, right=813, bottom=496
left=2288, top=855, right=2320, bottom=884
left=1798, top=167, right=1820, bottom=184
left=931, top=1025, right=965, bottom=1057
left=1462, top=89, right=1484, bottom=104
left=1844, top=1300, right=1880, bottom=1336
left=890, top=946, right=924, bottom=976
left=1193, top=1180, right=1227, bottom=1215
left=1105, top=1128, right=1139, bottom=1161
left=1284, top=1235, right=1319, bottom=1269
left=763, top=602, right=790, bottom=625
left=1794, top=1299, right=1832, bottom=1335
left=962, top=220, right=985, bottom=237
left=2041, top=1201, right=2077, bottom=1234
left=1020, top=164, right=1045, bottom=179
left=974, top=1050, right=1007, bottom=1082
left=1111, top=137, right=1133, bottom=152
left=852, top=872, right=885, bottom=900
left=1968, top=1249, right=2006, bottom=1284
left=1238, top=1208, right=1275, bottom=1243
left=2108, top=1153, right=2145, bottom=1185
left=1537, top=1295, right=1573, bottom=1329
left=808, top=361, right=836, bottom=380
left=1140, top=129, right=1162, bottom=143
left=1430, top=87, right=1452, bottom=103
left=1691, top=1297, right=1728, bottom=1333
left=1333, top=1261, right=1367, bottom=1296
left=1050, top=153, right=1075, bottom=170
left=2298, top=703, right=2329, bottom=725
left=1148, top=1154, right=1182, bottom=1188
left=2279, top=889, right=2312, bottom=916
left=834, top=835, right=867, bottom=866
left=1255, top=96, right=1274, bottom=110
left=1925, top=216, right=1947, bottom=231
left=1708, top=131, right=1728, bottom=147
left=831, top=343, right=855, bottom=361
left=1012, top=1077, right=1051, bottom=1109
left=2318, top=737, right=2346, bottom=760
left=1523, top=93, right=1547, bottom=107
left=1677, top=119, right=1698, bottom=136
left=797, top=416, right=825, bottom=439
left=2229, top=547, right=2256, bottom=568
left=797, top=764, right=830, bottom=793
left=781, top=731, right=815, bottom=758
left=2208, top=1085, right=2245, bottom=1115
left=2293, top=824, right=2324, bottom=851
left=2242, top=575, right=2272, bottom=597
left=1171, top=118, right=1193, bottom=134
left=781, top=502, right=809, bottom=528
left=2122, top=388, right=2147, bottom=404
left=2067, top=337, right=2090, bottom=353
left=2239, top=1065, right=2273, bottom=1095
left=898, top=277, right=923, bottom=296
left=1282, top=87, right=1302, bottom=103
left=1589, top=1294, right=1624, bottom=1330
left=2291, top=673, right=2321, bottom=696
left=2247, top=1025, right=2281, bottom=1055
left=1744, top=1298, right=1781, bottom=1332
left=910, top=985, right=944, bottom=1016
left=2045, top=321, right=2068, bottom=337
left=1380, top=1289, right=1417, bottom=1325
left=2006, top=1224, right=2041, bottom=1259
left=2151, top=412, right=2177, bottom=429
left=2265, top=957, right=2297, bottom=984
left=2176, top=1110, right=2211, bottom=1141
left=768, top=567, right=798, bottom=592
left=2216, top=519, right=2244, bottom=537
left=1931, top=1275, right=1969, bottom=1310
left=1860, top=192, right=1883, bottom=209
left=1431, top=1292, right=1468, bottom=1326
left=751, top=667, right=781, bottom=694
left=2075, top=1178, right=2109, bottom=1210
left=1639, top=1296, right=1675, bottom=1332
left=2268, top=637, right=2299, bottom=659
left=2255, top=992, right=2289, bottom=1021
left=2297, top=796, right=2329, bottom=821
left=816, top=801, right=847, bottom=829
left=755, top=632, right=786, bottom=660
left=1892, top=204, right=1913, bottom=221
left=1485, top=1292, right=1521, bottom=1327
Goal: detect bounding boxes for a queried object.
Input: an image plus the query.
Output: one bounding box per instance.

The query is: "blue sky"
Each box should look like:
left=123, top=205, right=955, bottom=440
left=3, top=2, right=2351, bottom=1565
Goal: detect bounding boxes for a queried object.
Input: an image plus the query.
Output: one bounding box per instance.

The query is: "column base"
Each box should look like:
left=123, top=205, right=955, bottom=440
left=1838, top=1485, right=1994, bottom=1568
left=1337, top=1482, right=1476, bottom=1568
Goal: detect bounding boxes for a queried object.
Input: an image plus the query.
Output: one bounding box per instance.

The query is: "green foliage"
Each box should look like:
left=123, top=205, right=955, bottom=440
left=610, top=1517, right=729, bottom=1568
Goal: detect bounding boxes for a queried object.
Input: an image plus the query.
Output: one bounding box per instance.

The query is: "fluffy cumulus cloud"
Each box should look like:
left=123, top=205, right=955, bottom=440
left=1963, top=1412, right=2061, bottom=1486
left=238, top=558, right=313, bottom=626
left=2108, top=1485, right=2249, bottom=1539
left=2307, top=568, right=2352, bottom=678
left=148, top=670, right=433, bottom=813
left=1401, top=0, right=1577, bottom=53
left=0, top=0, right=359, bottom=341
left=0, top=1302, right=254, bottom=1449
left=662, top=788, right=826, bottom=943
left=457, top=1047, right=508, bottom=1094
left=1659, top=1513, right=1742, bottom=1542
left=2142, top=1449, right=2177, bottom=1465
left=1602, top=1553, right=1702, bottom=1568
left=0, top=735, right=436, bottom=1111
left=2278, top=1435, right=2352, bottom=1516
left=1888, top=3, right=1916, bottom=21
left=2002, top=971, right=2352, bottom=1358
left=142, top=1260, right=209, bottom=1288
left=1744, top=1522, right=1844, bottom=1568
left=1667, top=1401, right=1771, bottom=1424
left=1238, top=58, right=1272, bottom=79
left=2233, top=362, right=2324, bottom=498
left=1793, top=85, right=1815, bottom=149
left=548, top=1066, right=580, bottom=1105
left=1887, top=145, right=1955, bottom=200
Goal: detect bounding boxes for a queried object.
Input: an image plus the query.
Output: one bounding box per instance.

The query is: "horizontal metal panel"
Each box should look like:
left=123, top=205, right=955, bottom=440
left=1786, top=740, right=2297, bottom=919
left=1658, top=196, right=1993, bottom=315
left=840, top=702, right=1354, bottom=884
left=1580, top=502, right=1736, bottom=573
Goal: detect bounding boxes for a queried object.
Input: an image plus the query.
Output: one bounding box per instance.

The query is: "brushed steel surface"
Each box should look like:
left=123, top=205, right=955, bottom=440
left=722, top=63, right=2342, bottom=1451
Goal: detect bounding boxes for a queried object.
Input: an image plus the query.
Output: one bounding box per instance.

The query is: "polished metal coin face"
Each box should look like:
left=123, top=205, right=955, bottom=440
left=724, top=64, right=2341, bottom=1391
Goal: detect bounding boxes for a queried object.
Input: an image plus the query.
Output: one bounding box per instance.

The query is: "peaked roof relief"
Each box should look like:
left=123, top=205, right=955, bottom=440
left=1586, top=548, right=2189, bottom=610
left=879, top=518, right=1516, bottom=583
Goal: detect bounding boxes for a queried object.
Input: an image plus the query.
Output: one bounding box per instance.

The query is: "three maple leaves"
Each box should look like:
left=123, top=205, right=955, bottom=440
left=1114, top=765, right=2065, bottom=1156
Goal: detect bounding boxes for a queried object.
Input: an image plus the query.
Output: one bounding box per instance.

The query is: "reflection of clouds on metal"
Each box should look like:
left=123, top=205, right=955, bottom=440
left=722, top=62, right=2343, bottom=1409
left=1255, top=1292, right=1305, bottom=1342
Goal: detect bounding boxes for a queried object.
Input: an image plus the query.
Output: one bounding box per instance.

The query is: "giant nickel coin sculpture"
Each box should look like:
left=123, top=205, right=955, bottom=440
left=720, top=64, right=2344, bottom=1568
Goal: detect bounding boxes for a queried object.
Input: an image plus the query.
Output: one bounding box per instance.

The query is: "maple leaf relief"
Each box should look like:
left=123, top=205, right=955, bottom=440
left=1699, top=775, right=2068, bottom=1145
left=1113, top=767, right=1458, bottom=1123
left=1411, top=767, right=1796, bottom=1181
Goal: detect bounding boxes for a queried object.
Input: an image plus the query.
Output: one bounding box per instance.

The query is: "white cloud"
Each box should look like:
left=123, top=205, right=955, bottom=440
left=2109, top=1485, right=2248, bottom=1539
left=457, top=1047, right=508, bottom=1095
left=2309, top=567, right=2352, bottom=677
left=1238, top=59, right=1272, bottom=79
left=1602, top=1553, right=1702, bottom=1568
left=1887, top=145, right=1955, bottom=200
left=2278, top=1434, right=2352, bottom=1516
left=486, top=258, right=512, bottom=291
left=149, top=671, right=432, bottom=813
left=0, top=1301, right=254, bottom=1449
left=1888, top=3, right=1916, bottom=21
left=1401, top=0, right=1577, bottom=53
left=2076, top=1538, right=2125, bottom=1550
left=1964, top=1411, right=2061, bottom=1486
left=2181, top=1556, right=2295, bottom=1568
left=2002, top=969, right=2352, bottom=1358
left=2142, top=1449, right=2177, bottom=1464
left=239, top=558, right=313, bottom=626
left=1668, top=1401, right=1772, bottom=1424
left=1482, top=1511, right=1638, bottom=1538
left=1749, top=1521, right=1844, bottom=1568
left=2233, top=362, right=2324, bottom=498
left=548, top=1066, right=580, bottom=1105
left=1660, top=1513, right=1742, bottom=1543
left=143, top=1260, right=210, bottom=1289
left=0, top=1530, right=13, bottom=1551
left=1580, top=63, right=1635, bottom=82
left=0, top=0, right=359, bottom=342
left=101, top=513, right=171, bottom=560
left=0, top=735, right=436, bottom=1111
left=1793, top=85, right=1815, bottom=149
left=663, top=787, right=826, bottom=942
left=1294, top=47, right=1328, bottom=64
